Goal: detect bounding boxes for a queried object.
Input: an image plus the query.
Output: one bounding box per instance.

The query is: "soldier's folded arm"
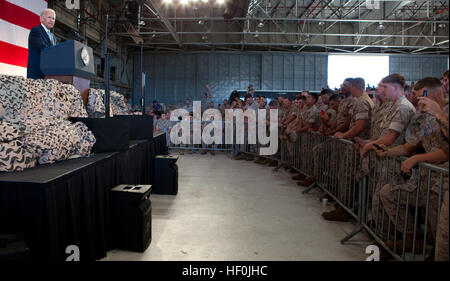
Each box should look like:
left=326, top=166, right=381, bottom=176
left=333, top=115, right=351, bottom=134
left=386, top=142, right=421, bottom=158
left=373, top=129, right=400, bottom=147
left=408, top=149, right=449, bottom=166
left=342, top=119, right=368, bottom=140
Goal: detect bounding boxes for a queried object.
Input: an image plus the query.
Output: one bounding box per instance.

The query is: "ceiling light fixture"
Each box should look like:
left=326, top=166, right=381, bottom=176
left=257, top=21, right=264, bottom=28
left=378, top=22, right=385, bottom=30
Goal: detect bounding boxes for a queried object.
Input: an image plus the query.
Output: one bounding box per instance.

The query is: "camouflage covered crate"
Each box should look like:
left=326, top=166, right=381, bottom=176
left=0, top=75, right=95, bottom=172
left=87, top=88, right=130, bottom=118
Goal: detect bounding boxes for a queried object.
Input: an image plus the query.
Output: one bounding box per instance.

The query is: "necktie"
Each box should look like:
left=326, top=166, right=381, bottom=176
left=47, top=30, right=55, bottom=46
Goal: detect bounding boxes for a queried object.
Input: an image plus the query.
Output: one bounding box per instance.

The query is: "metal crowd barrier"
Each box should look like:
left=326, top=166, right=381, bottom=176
left=232, top=125, right=281, bottom=166
left=237, top=131, right=449, bottom=261
left=153, top=120, right=233, bottom=152
left=285, top=133, right=363, bottom=222
left=361, top=153, right=449, bottom=261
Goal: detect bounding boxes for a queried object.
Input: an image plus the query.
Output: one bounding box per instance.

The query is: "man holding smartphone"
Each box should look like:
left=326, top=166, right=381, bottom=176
left=372, top=77, right=448, bottom=257
left=360, top=74, right=416, bottom=157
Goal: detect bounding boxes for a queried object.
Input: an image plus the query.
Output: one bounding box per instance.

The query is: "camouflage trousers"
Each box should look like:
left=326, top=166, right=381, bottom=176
left=435, top=190, right=449, bottom=261
left=311, top=137, right=333, bottom=179
left=372, top=170, right=449, bottom=241
left=274, top=127, right=285, bottom=160
left=337, top=144, right=360, bottom=208
left=361, top=157, right=398, bottom=205
left=283, top=132, right=299, bottom=168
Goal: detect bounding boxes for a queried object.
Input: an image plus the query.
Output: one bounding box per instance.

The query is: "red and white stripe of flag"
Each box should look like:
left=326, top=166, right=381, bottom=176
left=0, top=0, right=48, bottom=77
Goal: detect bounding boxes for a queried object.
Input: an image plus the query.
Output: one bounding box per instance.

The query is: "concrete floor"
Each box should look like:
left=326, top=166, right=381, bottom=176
left=102, top=153, right=372, bottom=261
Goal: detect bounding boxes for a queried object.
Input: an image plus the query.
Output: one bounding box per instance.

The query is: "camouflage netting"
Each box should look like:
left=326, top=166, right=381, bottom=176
left=0, top=75, right=95, bottom=172
left=87, top=88, right=132, bottom=117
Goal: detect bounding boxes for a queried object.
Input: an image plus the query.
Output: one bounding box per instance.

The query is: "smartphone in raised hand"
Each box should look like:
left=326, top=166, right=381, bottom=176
left=418, top=90, right=428, bottom=112
left=373, top=144, right=385, bottom=152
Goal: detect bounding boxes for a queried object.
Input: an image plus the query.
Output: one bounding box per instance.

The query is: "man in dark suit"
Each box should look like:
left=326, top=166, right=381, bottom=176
left=27, top=9, right=56, bottom=79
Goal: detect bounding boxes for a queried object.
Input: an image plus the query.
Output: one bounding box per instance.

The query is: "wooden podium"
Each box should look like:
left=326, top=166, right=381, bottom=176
left=40, top=40, right=95, bottom=106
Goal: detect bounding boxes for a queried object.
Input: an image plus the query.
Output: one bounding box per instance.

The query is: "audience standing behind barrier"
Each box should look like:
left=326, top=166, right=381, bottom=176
left=416, top=93, right=449, bottom=261
left=368, top=77, right=449, bottom=260
left=145, top=71, right=449, bottom=261
left=227, top=70, right=449, bottom=261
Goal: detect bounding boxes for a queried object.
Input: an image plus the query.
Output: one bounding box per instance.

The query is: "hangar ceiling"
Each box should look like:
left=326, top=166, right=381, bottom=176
left=55, top=0, right=450, bottom=54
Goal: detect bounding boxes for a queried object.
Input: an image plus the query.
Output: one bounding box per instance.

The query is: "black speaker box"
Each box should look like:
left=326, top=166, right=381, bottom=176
left=70, top=117, right=130, bottom=153
left=110, top=185, right=152, bottom=252
left=0, top=234, right=29, bottom=261
left=115, top=115, right=153, bottom=140
left=153, top=155, right=179, bottom=195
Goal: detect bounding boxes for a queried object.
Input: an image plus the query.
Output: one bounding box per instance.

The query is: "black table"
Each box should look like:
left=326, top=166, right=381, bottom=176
left=0, top=133, right=167, bottom=261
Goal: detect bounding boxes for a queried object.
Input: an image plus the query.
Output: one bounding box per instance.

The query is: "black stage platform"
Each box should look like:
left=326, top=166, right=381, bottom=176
left=0, top=132, right=167, bottom=261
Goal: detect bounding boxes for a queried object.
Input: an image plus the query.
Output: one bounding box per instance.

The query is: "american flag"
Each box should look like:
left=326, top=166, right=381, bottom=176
left=0, top=0, right=48, bottom=77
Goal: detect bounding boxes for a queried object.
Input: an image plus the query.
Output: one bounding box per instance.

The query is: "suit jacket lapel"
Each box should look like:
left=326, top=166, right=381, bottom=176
left=39, top=25, right=52, bottom=47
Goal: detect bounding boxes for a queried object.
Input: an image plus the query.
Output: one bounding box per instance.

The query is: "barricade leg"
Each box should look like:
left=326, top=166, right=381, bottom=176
left=435, top=190, right=449, bottom=261
left=341, top=176, right=367, bottom=244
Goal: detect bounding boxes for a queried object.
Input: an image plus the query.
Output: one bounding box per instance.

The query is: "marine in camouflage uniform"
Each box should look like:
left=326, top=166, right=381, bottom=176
left=317, top=94, right=354, bottom=201
left=272, top=100, right=292, bottom=164
left=309, top=99, right=332, bottom=181
left=334, top=94, right=354, bottom=132
left=435, top=190, right=448, bottom=261
left=435, top=104, right=449, bottom=261
left=283, top=101, right=304, bottom=165
left=362, top=97, right=416, bottom=198
left=295, top=102, right=320, bottom=180
left=373, top=107, right=449, bottom=245
left=336, top=92, right=374, bottom=208
left=371, top=101, right=393, bottom=140
left=330, top=93, right=355, bottom=191
left=379, top=96, right=416, bottom=146
left=348, top=92, right=374, bottom=139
